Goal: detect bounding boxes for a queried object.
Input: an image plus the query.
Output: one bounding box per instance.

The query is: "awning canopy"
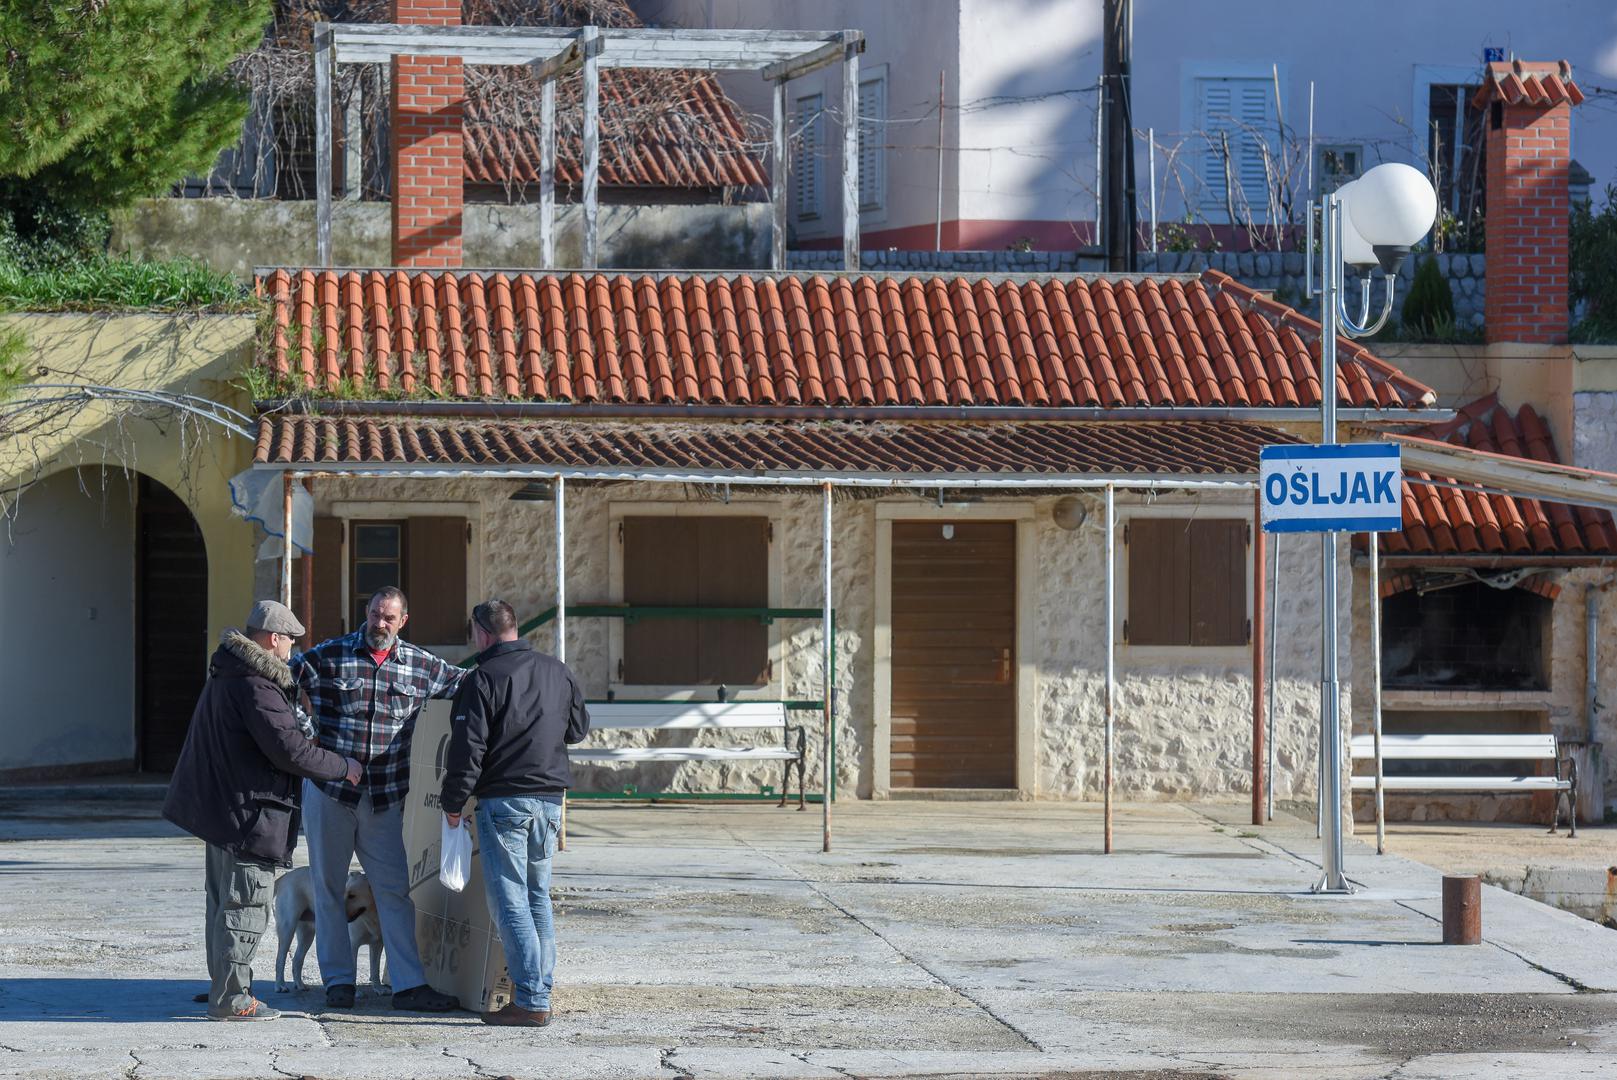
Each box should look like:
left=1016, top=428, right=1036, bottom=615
left=252, top=415, right=1292, bottom=488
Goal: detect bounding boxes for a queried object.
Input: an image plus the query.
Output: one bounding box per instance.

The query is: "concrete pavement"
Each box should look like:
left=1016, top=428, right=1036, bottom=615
left=2, top=796, right=1617, bottom=1078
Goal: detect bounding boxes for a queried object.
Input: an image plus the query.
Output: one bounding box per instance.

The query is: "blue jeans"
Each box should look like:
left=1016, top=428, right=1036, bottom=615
left=475, top=796, right=562, bottom=1011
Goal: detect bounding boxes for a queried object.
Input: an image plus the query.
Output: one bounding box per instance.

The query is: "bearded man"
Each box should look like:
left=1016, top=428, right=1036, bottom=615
left=291, top=587, right=467, bottom=1012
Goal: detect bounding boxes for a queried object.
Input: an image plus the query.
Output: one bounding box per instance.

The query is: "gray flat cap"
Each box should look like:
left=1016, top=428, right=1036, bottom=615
left=246, top=599, right=305, bottom=638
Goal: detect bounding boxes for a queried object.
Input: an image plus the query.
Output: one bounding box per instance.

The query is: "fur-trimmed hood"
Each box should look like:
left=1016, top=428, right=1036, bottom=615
left=218, top=630, right=295, bottom=691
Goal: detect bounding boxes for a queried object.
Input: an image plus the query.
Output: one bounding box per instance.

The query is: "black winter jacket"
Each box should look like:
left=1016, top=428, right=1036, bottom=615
left=440, top=639, right=591, bottom=815
left=163, top=632, right=350, bottom=866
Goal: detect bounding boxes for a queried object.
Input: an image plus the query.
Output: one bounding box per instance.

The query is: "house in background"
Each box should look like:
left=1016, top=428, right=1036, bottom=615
left=642, top=0, right=1616, bottom=253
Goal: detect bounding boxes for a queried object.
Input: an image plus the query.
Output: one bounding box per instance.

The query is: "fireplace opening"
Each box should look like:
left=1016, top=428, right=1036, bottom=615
left=1381, top=581, right=1550, bottom=691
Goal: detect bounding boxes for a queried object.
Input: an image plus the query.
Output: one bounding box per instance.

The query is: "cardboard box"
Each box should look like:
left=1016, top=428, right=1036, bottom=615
left=401, top=700, right=512, bottom=1013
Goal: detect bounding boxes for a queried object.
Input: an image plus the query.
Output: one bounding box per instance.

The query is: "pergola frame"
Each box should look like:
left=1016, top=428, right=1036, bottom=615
left=269, top=459, right=1265, bottom=851
left=312, top=23, right=867, bottom=271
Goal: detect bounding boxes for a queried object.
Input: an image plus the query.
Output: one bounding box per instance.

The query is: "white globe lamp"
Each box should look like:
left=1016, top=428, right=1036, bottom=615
left=1346, top=162, right=1438, bottom=274
left=1332, top=182, right=1379, bottom=271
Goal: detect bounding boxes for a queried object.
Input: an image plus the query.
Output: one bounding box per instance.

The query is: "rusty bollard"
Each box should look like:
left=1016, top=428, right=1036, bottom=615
left=1442, top=874, right=1482, bottom=945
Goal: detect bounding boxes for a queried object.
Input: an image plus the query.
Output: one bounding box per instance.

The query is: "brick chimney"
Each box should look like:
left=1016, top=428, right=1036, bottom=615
left=1476, top=60, right=1584, bottom=345
left=390, top=0, right=464, bottom=267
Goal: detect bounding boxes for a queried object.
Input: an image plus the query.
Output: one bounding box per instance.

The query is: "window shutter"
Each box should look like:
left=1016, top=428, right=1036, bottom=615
left=623, top=517, right=700, bottom=684
left=795, top=94, right=823, bottom=220
left=858, top=76, right=885, bottom=212
left=308, top=516, right=345, bottom=644
left=1189, top=520, right=1248, bottom=646
left=1197, top=77, right=1275, bottom=214
left=695, top=517, right=770, bottom=685
left=1126, top=519, right=1191, bottom=646
left=404, top=516, right=468, bottom=647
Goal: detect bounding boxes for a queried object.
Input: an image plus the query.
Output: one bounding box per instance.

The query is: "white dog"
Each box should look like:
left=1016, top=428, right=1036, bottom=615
left=274, top=866, right=385, bottom=992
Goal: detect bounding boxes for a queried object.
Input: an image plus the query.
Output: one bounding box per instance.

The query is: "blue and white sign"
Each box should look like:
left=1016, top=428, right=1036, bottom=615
left=1259, top=444, right=1403, bottom=533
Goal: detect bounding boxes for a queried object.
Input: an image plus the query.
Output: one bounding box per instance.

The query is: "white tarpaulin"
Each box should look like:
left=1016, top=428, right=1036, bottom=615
left=228, top=468, right=312, bottom=561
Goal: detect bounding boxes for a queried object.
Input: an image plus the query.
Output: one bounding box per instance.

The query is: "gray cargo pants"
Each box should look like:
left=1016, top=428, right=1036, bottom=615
left=204, top=843, right=274, bottom=1016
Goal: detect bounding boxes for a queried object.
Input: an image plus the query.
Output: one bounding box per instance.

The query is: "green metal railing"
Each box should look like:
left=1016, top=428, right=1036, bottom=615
left=461, top=603, right=836, bottom=803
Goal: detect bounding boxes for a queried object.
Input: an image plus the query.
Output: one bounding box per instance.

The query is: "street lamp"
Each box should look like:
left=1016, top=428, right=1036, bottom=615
left=1307, top=162, right=1437, bottom=893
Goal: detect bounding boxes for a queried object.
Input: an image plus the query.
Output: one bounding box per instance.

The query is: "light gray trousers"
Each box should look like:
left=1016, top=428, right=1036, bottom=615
left=301, top=781, right=425, bottom=991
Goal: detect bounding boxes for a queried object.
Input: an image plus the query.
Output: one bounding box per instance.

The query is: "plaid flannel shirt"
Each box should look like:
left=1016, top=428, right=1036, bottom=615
left=291, top=631, right=467, bottom=810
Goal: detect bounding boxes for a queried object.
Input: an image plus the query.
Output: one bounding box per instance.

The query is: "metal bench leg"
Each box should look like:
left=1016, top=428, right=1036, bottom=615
left=796, top=727, right=807, bottom=811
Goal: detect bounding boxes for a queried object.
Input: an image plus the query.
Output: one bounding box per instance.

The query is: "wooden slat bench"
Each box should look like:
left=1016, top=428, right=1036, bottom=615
left=1349, top=733, right=1578, bottom=836
left=573, top=701, right=808, bottom=808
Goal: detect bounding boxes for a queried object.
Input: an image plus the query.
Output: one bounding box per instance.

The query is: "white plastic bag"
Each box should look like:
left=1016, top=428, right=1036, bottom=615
left=439, top=817, right=472, bottom=893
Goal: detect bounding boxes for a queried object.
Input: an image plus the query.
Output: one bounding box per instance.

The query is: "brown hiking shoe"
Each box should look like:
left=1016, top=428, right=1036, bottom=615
left=481, top=1003, right=551, bottom=1027
left=207, top=998, right=281, bottom=1022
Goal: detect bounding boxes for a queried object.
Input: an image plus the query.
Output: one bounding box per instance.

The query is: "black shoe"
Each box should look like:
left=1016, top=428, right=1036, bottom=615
left=391, top=984, right=457, bottom=1012
left=325, top=983, right=356, bottom=1009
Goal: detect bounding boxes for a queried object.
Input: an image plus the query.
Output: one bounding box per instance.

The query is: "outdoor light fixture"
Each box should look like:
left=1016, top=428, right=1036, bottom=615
left=1304, top=160, right=1438, bottom=894
left=1052, top=495, right=1088, bottom=532
left=941, top=524, right=955, bottom=540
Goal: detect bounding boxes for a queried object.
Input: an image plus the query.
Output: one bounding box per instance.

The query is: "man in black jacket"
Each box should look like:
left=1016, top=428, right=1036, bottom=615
left=163, top=601, right=361, bottom=1022
left=440, top=599, right=590, bottom=1028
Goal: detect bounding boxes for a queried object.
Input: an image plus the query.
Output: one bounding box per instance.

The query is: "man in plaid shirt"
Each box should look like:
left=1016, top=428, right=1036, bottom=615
left=292, top=586, right=467, bottom=1012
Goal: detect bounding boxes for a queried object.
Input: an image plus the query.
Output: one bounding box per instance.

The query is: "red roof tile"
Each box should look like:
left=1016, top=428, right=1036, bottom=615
left=255, top=269, right=1437, bottom=411
left=1472, top=60, right=1585, bottom=109
left=1382, top=394, right=1617, bottom=557
left=253, top=415, right=1293, bottom=477
left=463, top=68, right=766, bottom=190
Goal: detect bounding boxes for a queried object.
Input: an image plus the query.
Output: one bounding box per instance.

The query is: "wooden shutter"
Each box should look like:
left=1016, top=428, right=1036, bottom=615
left=404, top=516, right=468, bottom=646
left=795, top=94, right=822, bottom=220
left=623, top=517, right=700, bottom=684
left=1189, top=520, right=1248, bottom=646
left=1126, top=518, right=1191, bottom=646
left=696, top=517, right=769, bottom=685
left=1197, top=77, right=1275, bottom=213
left=858, top=76, right=885, bottom=211
left=307, top=516, right=345, bottom=644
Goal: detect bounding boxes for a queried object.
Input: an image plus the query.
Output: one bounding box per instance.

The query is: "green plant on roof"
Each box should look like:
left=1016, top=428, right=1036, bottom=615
left=0, top=254, right=254, bottom=313
left=1401, top=256, right=1455, bottom=338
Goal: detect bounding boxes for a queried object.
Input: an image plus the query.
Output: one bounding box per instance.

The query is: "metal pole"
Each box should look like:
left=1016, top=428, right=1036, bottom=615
left=581, top=25, right=601, bottom=271
left=772, top=79, right=788, bottom=272
left=1148, top=126, right=1157, bottom=253
left=935, top=69, right=945, bottom=252
left=822, top=481, right=833, bottom=853
left=539, top=77, right=556, bottom=270
left=281, top=474, right=294, bottom=608
left=1316, top=193, right=1349, bottom=892
left=1306, top=82, right=1315, bottom=207
left=841, top=32, right=860, bottom=272
left=314, top=24, right=333, bottom=265
left=1252, top=488, right=1266, bottom=826
left=1094, top=75, right=1104, bottom=248
left=555, top=475, right=567, bottom=851
left=1104, top=483, right=1115, bottom=853
left=1267, top=531, right=1279, bottom=822
left=1370, top=530, right=1385, bottom=854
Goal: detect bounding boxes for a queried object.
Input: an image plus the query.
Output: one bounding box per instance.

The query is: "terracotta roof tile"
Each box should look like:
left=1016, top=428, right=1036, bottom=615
left=1380, top=393, right=1617, bottom=558
left=256, top=268, right=1437, bottom=411
left=254, top=416, right=1293, bottom=478
left=1472, top=60, right=1585, bottom=109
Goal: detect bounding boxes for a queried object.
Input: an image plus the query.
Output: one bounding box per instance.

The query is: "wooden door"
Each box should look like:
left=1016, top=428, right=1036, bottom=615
left=890, top=521, right=1017, bottom=789
left=135, top=477, right=209, bottom=772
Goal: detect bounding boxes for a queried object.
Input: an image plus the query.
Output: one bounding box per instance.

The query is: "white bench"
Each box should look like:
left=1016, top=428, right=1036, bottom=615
left=572, top=701, right=807, bottom=808
left=1349, top=733, right=1578, bottom=836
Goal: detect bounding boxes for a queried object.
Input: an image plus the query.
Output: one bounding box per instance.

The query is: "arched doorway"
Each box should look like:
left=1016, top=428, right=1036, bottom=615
left=135, top=475, right=209, bottom=771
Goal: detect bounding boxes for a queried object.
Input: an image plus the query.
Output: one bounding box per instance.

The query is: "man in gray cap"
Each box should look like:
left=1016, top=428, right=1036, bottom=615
left=164, top=601, right=361, bottom=1021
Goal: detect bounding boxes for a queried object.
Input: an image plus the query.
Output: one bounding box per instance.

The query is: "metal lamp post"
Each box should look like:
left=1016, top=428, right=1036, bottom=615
left=1307, top=162, right=1437, bottom=893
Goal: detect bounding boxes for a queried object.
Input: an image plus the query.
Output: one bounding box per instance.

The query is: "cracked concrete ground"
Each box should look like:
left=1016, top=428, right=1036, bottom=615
left=2, top=796, right=1617, bottom=1078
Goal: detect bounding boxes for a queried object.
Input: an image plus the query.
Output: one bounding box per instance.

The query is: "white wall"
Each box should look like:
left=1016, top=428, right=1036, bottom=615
left=634, top=0, right=1617, bottom=244
left=0, top=468, right=137, bottom=772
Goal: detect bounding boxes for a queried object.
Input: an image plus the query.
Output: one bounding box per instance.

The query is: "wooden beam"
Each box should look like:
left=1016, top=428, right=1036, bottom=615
left=330, top=25, right=839, bottom=70
left=314, top=23, right=333, bottom=265
left=841, top=31, right=860, bottom=272
left=529, top=38, right=583, bottom=84
left=761, top=37, right=850, bottom=83
left=772, top=79, right=787, bottom=272
left=582, top=24, right=601, bottom=271
left=1394, top=438, right=1617, bottom=514
left=539, top=77, right=556, bottom=270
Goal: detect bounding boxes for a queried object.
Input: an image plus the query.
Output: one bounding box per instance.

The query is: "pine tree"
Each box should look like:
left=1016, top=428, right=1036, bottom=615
left=0, top=1, right=271, bottom=251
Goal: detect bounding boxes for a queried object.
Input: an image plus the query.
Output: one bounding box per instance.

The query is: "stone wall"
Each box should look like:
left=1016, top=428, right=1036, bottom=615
left=284, top=480, right=1346, bottom=804
left=1573, top=392, right=1617, bottom=473
left=787, top=249, right=1486, bottom=331
left=113, top=198, right=771, bottom=278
